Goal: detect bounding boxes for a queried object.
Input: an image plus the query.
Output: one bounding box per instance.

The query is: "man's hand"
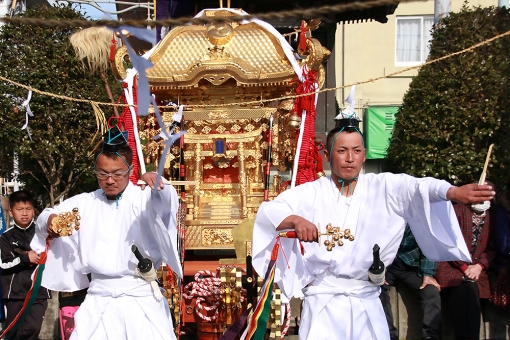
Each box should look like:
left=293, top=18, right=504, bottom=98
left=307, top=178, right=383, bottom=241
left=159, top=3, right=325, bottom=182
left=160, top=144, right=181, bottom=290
left=446, top=183, right=495, bottom=205
left=420, top=275, right=441, bottom=291
left=140, top=172, right=165, bottom=191
left=277, top=215, right=318, bottom=242
left=28, top=250, right=40, bottom=265
left=464, top=264, right=483, bottom=281
left=47, top=214, right=61, bottom=239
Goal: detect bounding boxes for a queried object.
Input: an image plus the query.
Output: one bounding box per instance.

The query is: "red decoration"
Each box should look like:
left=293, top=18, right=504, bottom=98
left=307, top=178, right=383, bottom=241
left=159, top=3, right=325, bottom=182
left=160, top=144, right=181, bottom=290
left=116, top=81, right=140, bottom=184
left=299, top=20, right=307, bottom=53
left=109, top=33, right=117, bottom=62
left=315, top=141, right=325, bottom=175
left=292, top=65, right=319, bottom=186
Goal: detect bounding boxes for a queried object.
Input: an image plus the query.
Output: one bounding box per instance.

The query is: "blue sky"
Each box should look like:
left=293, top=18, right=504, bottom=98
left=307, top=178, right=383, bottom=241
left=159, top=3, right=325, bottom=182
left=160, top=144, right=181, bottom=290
left=70, top=1, right=118, bottom=20
left=58, top=0, right=117, bottom=20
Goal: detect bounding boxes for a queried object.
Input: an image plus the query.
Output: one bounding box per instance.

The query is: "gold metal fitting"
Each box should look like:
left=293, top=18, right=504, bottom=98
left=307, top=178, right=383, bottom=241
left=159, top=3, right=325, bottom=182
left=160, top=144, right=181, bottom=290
left=206, top=23, right=234, bottom=46
left=278, top=99, right=294, bottom=113
left=287, top=113, right=302, bottom=131
left=320, top=223, right=355, bottom=251
left=316, top=171, right=326, bottom=179
left=51, top=208, right=81, bottom=237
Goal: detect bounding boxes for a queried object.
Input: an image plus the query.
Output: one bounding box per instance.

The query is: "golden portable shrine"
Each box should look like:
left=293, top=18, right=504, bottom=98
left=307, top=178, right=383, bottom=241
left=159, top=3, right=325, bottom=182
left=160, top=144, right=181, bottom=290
left=107, top=8, right=330, bottom=339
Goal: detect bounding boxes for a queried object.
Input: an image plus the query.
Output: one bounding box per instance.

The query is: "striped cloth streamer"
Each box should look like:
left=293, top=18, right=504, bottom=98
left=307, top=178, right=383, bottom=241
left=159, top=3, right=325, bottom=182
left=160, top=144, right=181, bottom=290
left=0, top=241, right=49, bottom=339
left=220, top=239, right=281, bottom=340
left=242, top=239, right=281, bottom=340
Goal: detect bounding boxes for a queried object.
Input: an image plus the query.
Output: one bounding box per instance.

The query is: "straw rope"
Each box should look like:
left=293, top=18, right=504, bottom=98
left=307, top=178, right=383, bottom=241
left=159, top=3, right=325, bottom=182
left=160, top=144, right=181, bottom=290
left=90, top=102, right=108, bottom=141
left=1, top=28, right=510, bottom=110
left=0, top=0, right=423, bottom=28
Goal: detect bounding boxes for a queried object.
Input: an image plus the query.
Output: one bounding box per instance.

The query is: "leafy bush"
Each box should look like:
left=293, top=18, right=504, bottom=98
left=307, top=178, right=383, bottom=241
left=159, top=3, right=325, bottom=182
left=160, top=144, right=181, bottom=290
left=385, top=4, right=510, bottom=190
left=0, top=5, right=120, bottom=207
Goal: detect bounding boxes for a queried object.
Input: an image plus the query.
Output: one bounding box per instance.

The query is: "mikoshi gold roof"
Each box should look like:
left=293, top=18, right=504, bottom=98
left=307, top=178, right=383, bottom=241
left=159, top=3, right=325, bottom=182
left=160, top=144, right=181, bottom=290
left=146, top=11, right=298, bottom=89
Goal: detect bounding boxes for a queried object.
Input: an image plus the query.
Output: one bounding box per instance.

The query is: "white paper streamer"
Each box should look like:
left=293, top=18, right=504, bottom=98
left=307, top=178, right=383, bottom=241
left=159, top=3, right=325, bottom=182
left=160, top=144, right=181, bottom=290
left=20, top=90, right=34, bottom=140
left=153, top=105, right=183, bottom=142
left=108, top=26, right=186, bottom=183
left=108, top=24, right=156, bottom=175
left=122, top=74, right=147, bottom=175
left=346, top=85, right=356, bottom=112
left=172, top=105, right=183, bottom=123
left=109, top=26, right=156, bottom=118
left=151, top=97, right=185, bottom=187
left=334, top=85, right=361, bottom=121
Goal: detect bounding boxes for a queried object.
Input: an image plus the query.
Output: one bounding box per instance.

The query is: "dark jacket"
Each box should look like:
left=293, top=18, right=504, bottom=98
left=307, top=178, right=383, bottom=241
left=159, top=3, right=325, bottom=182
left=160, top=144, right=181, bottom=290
left=493, top=194, right=510, bottom=272
left=0, top=222, right=50, bottom=300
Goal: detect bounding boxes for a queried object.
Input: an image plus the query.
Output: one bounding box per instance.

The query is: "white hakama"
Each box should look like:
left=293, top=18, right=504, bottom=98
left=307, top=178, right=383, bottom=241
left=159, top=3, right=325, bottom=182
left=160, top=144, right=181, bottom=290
left=252, top=174, right=470, bottom=340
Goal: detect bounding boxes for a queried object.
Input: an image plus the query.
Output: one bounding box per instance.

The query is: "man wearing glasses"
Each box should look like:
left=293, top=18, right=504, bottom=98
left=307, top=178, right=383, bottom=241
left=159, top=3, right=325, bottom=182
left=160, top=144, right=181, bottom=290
left=31, top=126, right=182, bottom=340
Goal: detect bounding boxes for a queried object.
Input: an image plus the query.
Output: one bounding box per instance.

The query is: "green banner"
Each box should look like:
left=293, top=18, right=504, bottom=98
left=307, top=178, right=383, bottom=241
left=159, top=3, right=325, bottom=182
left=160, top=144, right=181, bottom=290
left=365, top=106, right=399, bottom=159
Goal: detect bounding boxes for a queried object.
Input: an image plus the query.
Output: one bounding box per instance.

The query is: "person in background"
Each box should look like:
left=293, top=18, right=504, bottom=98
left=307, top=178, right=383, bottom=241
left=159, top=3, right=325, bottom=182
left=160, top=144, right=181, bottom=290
left=58, top=288, right=88, bottom=340
left=493, top=177, right=510, bottom=274
left=436, top=191, right=495, bottom=340
left=0, top=190, right=51, bottom=340
left=380, top=225, right=442, bottom=340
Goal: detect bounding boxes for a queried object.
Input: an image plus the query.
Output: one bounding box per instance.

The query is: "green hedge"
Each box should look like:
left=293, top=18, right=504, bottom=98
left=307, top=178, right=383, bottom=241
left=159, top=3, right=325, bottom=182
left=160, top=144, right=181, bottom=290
left=385, top=4, right=510, bottom=190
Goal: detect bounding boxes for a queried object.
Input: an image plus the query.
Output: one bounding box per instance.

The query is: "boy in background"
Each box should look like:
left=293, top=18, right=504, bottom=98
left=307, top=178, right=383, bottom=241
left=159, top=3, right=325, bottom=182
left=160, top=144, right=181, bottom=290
left=0, top=190, right=50, bottom=340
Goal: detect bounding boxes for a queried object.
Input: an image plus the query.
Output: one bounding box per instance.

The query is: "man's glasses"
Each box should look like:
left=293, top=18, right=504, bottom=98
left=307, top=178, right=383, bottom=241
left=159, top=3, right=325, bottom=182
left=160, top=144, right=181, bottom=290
left=94, top=167, right=131, bottom=180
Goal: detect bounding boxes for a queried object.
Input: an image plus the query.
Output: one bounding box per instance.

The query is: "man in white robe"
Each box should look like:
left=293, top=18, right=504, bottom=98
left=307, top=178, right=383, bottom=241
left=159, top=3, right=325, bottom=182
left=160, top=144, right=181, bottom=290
left=31, top=127, right=182, bottom=340
left=252, top=123, right=495, bottom=340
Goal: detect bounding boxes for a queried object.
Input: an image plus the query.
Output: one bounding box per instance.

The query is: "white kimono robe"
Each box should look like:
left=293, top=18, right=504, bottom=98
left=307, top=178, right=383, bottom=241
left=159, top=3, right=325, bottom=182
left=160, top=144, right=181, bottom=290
left=31, top=182, right=182, bottom=340
left=252, top=174, right=471, bottom=340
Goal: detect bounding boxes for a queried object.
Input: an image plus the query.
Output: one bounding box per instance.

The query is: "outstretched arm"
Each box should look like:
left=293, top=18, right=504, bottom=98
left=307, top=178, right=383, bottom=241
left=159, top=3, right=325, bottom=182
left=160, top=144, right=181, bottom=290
left=446, top=183, right=495, bottom=205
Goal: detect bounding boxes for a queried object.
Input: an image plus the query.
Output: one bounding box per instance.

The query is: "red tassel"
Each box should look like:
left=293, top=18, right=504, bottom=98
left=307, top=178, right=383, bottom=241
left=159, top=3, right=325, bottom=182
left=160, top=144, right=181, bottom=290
left=315, top=141, right=325, bottom=178
left=109, top=33, right=117, bottom=62
left=299, top=20, right=307, bottom=53
left=299, top=241, right=305, bottom=256
left=116, top=82, right=140, bottom=184
left=271, top=238, right=281, bottom=261
left=292, top=66, right=318, bottom=186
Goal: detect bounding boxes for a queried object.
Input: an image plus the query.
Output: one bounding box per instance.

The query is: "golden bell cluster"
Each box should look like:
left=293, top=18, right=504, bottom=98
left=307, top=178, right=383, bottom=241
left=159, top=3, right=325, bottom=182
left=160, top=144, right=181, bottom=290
left=51, top=208, right=81, bottom=237
left=322, top=223, right=355, bottom=251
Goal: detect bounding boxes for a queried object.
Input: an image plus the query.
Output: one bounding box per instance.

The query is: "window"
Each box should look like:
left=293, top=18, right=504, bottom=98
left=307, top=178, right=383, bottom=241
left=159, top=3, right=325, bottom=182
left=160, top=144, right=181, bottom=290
left=395, top=16, right=434, bottom=66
